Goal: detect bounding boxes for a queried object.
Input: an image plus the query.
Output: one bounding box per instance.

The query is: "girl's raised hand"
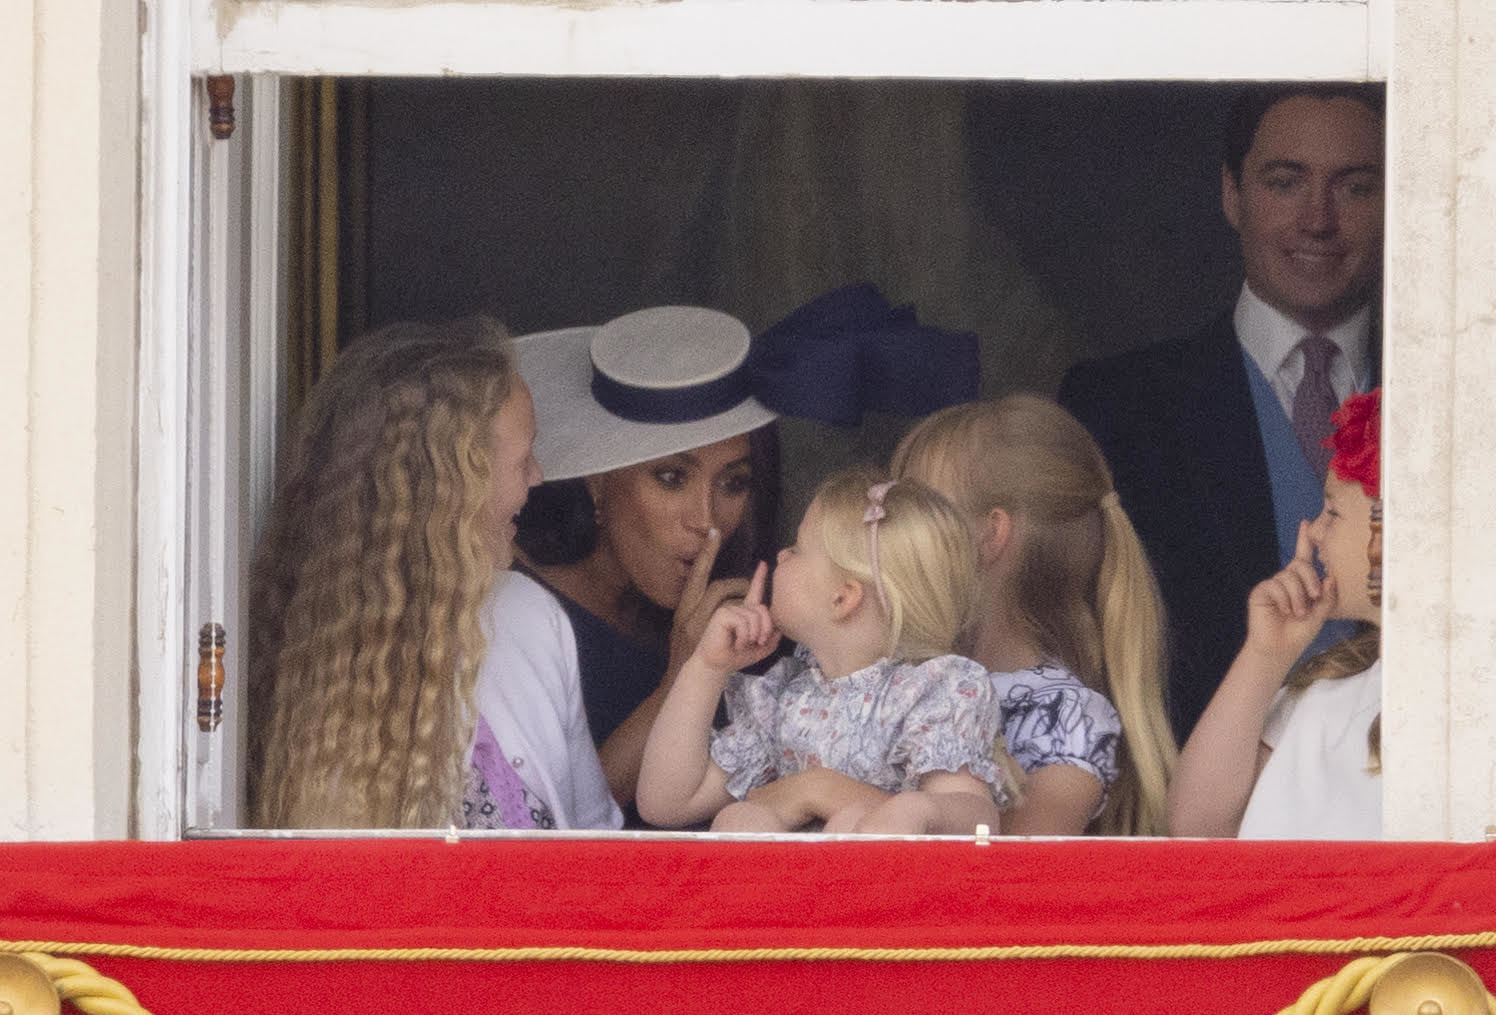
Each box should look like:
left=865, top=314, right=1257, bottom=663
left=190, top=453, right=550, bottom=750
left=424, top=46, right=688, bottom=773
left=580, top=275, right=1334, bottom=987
left=689, top=561, right=781, bottom=674
left=1244, top=519, right=1338, bottom=666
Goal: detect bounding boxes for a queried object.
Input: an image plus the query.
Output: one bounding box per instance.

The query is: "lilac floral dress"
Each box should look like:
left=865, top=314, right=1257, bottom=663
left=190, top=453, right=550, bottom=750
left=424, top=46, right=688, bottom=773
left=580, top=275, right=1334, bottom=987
left=462, top=717, right=556, bottom=830
left=709, top=645, right=1012, bottom=805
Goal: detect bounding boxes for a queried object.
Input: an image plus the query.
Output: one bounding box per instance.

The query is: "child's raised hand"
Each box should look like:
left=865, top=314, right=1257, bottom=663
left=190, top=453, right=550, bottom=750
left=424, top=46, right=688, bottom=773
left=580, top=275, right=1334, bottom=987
left=689, top=561, right=781, bottom=674
left=1244, top=520, right=1338, bottom=666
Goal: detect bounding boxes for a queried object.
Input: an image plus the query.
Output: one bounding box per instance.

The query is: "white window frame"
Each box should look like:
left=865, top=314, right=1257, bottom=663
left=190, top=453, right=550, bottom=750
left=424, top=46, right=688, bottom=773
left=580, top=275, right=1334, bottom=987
left=144, top=0, right=1486, bottom=841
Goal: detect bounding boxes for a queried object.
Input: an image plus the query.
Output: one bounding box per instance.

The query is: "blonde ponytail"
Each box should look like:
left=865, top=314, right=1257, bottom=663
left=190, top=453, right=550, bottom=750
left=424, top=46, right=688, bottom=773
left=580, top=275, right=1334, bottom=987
left=1093, top=498, right=1177, bottom=836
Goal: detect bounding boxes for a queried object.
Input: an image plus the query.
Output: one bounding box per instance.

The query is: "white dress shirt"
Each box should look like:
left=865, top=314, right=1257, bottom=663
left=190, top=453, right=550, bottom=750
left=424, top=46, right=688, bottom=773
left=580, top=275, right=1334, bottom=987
left=1234, top=282, right=1373, bottom=419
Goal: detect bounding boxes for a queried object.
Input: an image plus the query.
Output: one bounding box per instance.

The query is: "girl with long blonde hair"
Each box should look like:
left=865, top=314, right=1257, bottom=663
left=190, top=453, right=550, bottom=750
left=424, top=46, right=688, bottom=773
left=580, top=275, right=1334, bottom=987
left=248, top=317, right=600, bottom=829
left=891, top=395, right=1177, bottom=836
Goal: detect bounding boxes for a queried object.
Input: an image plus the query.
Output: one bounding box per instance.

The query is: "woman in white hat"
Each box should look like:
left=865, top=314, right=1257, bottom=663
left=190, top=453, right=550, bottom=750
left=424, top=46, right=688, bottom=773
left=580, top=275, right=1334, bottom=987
left=497, top=287, right=981, bottom=821
left=500, top=307, right=781, bottom=818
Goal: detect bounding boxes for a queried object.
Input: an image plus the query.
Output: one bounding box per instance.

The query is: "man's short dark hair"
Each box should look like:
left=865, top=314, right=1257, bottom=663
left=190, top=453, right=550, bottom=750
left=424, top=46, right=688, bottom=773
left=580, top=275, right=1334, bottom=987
left=1223, top=82, right=1386, bottom=183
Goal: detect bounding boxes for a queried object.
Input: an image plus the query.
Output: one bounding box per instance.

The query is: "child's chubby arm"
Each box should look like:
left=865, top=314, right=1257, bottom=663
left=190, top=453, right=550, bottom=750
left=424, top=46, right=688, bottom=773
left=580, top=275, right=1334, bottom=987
left=1168, top=521, right=1336, bottom=838
left=743, top=768, right=894, bottom=830
left=637, top=563, right=781, bottom=828
left=999, top=765, right=1101, bottom=836
left=831, top=768, right=1002, bottom=836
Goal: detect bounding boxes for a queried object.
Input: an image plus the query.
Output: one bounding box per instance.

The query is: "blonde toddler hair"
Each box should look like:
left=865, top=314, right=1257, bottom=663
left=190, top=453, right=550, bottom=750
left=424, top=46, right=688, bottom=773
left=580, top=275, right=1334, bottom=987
left=811, top=468, right=977, bottom=663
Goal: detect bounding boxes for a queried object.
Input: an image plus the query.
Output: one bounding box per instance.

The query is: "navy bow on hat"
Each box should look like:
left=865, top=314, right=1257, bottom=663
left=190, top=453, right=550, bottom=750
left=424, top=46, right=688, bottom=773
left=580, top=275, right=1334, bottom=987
left=749, top=282, right=980, bottom=427
left=589, top=283, right=980, bottom=428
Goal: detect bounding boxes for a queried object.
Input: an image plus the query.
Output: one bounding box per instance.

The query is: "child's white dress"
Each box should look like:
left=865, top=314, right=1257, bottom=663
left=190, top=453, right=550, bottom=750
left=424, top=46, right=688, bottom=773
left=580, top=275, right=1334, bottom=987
left=709, top=645, right=1013, bottom=805
left=1237, top=660, right=1382, bottom=839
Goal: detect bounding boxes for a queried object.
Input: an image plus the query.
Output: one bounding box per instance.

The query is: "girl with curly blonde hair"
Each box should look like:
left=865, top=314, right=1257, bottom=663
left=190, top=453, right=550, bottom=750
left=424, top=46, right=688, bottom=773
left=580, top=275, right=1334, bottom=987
left=891, top=395, right=1178, bottom=837
left=248, top=317, right=616, bottom=829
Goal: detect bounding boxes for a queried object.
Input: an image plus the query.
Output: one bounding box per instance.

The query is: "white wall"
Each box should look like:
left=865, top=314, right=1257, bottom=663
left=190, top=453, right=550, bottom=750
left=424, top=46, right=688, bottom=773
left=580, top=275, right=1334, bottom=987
left=0, top=0, right=139, bottom=840
left=1381, top=0, right=1496, bottom=840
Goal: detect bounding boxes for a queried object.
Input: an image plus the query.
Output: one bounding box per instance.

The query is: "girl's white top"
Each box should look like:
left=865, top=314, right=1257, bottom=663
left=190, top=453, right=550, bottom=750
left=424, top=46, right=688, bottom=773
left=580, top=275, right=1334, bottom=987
left=475, top=571, right=624, bottom=830
left=1237, top=659, right=1382, bottom=840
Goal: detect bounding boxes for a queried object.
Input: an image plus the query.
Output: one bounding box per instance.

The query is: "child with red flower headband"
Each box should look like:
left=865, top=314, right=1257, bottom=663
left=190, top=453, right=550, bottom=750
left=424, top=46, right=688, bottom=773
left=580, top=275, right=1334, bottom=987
left=1169, top=388, right=1383, bottom=839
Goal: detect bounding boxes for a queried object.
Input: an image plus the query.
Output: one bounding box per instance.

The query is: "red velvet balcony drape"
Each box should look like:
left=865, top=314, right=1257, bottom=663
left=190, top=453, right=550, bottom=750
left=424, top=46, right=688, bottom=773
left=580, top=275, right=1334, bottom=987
left=3, top=838, right=1494, bottom=1014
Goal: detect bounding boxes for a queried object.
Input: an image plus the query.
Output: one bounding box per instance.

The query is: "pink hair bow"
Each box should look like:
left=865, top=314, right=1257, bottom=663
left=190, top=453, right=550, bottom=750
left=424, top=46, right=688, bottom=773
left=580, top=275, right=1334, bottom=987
left=864, top=482, right=895, bottom=614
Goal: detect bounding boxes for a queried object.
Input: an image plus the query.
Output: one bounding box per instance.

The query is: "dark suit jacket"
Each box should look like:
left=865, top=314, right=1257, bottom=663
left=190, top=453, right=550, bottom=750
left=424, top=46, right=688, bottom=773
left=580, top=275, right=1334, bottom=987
left=1057, top=312, right=1279, bottom=744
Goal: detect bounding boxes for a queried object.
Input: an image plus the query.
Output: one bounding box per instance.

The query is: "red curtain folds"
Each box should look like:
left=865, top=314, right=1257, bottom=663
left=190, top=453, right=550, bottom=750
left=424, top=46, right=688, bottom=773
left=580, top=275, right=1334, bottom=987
left=3, top=838, right=1494, bottom=1014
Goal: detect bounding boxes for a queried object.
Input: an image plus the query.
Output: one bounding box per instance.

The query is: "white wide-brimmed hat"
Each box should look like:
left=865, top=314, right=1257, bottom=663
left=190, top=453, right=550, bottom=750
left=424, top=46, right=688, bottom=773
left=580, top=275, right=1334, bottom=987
left=513, top=306, right=777, bottom=482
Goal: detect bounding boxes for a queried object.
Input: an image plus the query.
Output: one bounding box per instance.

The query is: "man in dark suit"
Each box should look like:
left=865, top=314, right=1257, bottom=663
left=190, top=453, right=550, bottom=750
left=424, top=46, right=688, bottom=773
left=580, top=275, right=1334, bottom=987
left=1058, top=84, right=1384, bottom=744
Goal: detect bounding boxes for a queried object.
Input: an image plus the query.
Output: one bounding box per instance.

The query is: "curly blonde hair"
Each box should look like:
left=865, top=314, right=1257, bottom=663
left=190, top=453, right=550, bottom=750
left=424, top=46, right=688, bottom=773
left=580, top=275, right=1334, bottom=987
left=891, top=395, right=1177, bottom=836
left=812, top=468, right=977, bottom=663
left=248, top=318, right=519, bottom=828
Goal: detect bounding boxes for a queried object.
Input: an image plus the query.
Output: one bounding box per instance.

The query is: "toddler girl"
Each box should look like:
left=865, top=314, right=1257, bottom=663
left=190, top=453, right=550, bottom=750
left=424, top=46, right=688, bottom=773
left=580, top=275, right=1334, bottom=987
left=1168, top=388, right=1382, bottom=839
left=637, top=469, right=1018, bottom=834
left=891, top=395, right=1177, bottom=836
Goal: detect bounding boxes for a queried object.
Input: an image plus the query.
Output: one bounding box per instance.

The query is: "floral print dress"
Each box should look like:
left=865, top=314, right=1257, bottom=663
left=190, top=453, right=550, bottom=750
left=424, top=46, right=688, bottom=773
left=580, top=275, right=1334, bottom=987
left=709, top=645, right=1013, bottom=805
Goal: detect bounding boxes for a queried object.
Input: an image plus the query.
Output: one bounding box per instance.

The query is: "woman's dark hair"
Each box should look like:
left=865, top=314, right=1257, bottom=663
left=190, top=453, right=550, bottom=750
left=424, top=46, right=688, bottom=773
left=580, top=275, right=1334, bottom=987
left=516, top=424, right=781, bottom=583
left=513, top=478, right=599, bottom=565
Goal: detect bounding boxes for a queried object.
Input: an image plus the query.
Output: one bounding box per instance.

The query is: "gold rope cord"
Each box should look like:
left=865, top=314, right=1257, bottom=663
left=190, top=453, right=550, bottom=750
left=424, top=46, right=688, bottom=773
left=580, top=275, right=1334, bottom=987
left=4, top=932, right=1496, bottom=965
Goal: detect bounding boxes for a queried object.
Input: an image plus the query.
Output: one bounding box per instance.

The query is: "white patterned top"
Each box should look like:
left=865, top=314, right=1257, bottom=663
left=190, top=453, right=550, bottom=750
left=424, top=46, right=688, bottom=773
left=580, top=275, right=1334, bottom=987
left=990, top=663, right=1121, bottom=810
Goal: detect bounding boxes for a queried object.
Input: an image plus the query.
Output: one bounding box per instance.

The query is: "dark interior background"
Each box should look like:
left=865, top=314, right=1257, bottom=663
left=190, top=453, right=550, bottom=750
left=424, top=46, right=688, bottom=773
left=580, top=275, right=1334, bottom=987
left=338, top=78, right=1246, bottom=527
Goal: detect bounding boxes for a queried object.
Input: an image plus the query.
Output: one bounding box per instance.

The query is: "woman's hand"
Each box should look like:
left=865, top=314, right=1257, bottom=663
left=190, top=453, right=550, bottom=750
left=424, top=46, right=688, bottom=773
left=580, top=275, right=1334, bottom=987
left=690, top=562, right=780, bottom=675
left=1244, top=520, right=1338, bottom=669
left=667, top=527, right=752, bottom=681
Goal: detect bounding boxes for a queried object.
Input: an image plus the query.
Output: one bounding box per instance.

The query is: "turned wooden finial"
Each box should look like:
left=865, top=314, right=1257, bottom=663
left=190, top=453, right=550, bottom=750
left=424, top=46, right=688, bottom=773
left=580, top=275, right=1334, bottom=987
left=197, top=622, right=226, bottom=732
left=0, top=954, right=59, bottom=1015
left=1368, top=496, right=1383, bottom=607
left=1368, top=952, right=1493, bottom=1015
left=207, top=75, right=236, bottom=140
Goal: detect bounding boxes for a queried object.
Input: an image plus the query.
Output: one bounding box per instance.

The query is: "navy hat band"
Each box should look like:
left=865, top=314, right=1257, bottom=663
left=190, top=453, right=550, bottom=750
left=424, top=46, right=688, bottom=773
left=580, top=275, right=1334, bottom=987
left=590, top=360, right=754, bottom=424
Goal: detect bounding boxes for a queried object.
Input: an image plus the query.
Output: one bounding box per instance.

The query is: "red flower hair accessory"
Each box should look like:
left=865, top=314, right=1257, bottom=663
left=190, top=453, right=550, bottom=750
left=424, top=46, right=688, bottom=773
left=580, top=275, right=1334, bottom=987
left=1323, top=387, right=1380, bottom=498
